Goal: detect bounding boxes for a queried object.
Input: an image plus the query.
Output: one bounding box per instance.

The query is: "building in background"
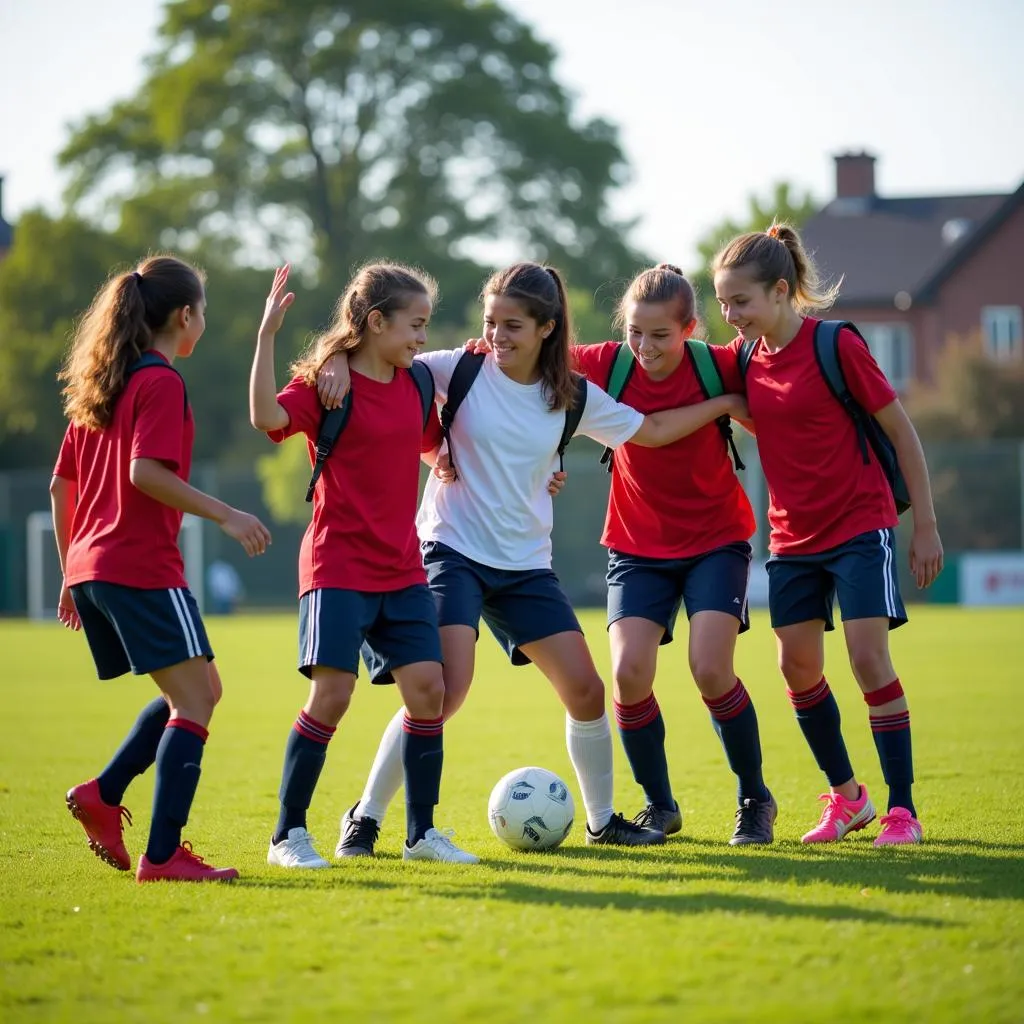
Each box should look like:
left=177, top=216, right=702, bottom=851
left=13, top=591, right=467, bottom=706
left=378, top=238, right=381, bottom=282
left=801, top=153, right=1024, bottom=391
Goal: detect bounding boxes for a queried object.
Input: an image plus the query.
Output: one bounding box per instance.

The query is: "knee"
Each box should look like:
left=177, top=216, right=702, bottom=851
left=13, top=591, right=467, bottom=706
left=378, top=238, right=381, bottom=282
left=688, top=652, right=734, bottom=697
left=404, top=672, right=445, bottom=719
left=778, top=647, right=823, bottom=690
left=848, top=645, right=894, bottom=689
left=612, top=654, right=654, bottom=703
left=208, top=663, right=223, bottom=707
left=310, top=679, right=354, bottom=724
left=180, top=685, right=216, bottom=728
left=564, top=674, right=606, bottom=721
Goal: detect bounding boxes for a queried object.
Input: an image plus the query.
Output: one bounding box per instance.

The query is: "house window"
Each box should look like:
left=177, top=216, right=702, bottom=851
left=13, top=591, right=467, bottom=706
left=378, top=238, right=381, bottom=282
left=859, top=323, right=914, bottom=390
left=982, top=306, right=1022, bottom=361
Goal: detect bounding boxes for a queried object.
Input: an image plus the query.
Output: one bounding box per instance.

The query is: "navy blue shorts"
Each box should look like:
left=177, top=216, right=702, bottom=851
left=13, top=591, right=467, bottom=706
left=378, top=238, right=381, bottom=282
left=421, top=541, right=581, bottom=666
left=71, top=582, right=213, bottom=680
left=606, top=542, right=752, bottom=645
left=767, top=527, right=908, bottom=632
left=298, top=585, right=441, bottom=683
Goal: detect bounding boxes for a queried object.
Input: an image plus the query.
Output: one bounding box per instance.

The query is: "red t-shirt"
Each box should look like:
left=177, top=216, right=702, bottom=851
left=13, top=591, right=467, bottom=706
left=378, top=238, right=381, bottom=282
left=571, top=342, right=755, bottom=559
left=726, top=317, right=898, bottom=555
left=269, top=368, right=433, bottom=596
left=53, top=356, right=193, bottom=589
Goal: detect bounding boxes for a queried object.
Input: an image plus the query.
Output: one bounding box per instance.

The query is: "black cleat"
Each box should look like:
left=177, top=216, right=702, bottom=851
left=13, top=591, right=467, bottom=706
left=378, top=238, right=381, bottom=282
left=729, top=795, right=778, bottom=846
left=586, top=812, right=666, bottom=846
left=335, top=803, right=380, bottom=858
left=632, top=802, right=683, bottom=836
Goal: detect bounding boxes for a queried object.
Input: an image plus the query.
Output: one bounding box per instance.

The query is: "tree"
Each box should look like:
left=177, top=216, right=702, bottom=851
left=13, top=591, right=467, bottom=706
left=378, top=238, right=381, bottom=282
left=59, top=0, right=647, bottom=317
left=690, top=182, right=818, bottom=344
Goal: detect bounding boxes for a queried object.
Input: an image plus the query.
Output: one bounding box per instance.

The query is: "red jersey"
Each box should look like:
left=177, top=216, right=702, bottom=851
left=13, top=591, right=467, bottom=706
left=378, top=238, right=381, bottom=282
left=269, top=368, right=433, bottom=596
left=53, top=355, right=193, bottom=589
left=726, top=317, right=898, bottom=555
left=571, top=342, right=755, bottom=559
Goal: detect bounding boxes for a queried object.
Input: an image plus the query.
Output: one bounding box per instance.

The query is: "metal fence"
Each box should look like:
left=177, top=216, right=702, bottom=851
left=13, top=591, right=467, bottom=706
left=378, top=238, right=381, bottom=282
left=2, top=436, right=1022, bottom=616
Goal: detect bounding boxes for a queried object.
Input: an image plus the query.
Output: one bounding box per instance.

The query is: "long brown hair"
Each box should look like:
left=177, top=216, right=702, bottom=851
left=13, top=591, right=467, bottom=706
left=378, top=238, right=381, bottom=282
left=481, top=262, right=577, bottom=411
left=291, top=262, right=437, bottom=384
left=614, top=262, right=700, bottom=333
left=59, top=256, right=205, bottom=430
left=712, top=222, right=840, bottom=314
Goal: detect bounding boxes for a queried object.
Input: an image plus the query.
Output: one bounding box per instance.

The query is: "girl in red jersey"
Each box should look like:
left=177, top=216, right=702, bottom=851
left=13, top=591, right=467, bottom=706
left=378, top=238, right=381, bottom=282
left=569, top=264, right=777, bottom=844
left=713, top=224, right=943, bottom=846
left=54, top=256, right=271, bottom=883
left=253, top=263, right=477, bottom=867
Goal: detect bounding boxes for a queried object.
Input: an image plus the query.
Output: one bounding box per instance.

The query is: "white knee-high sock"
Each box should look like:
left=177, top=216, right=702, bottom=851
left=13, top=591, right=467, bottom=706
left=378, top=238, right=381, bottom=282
left=565, top=713, right=614, bottom=833
left=356, top=708, right=406, bottom=824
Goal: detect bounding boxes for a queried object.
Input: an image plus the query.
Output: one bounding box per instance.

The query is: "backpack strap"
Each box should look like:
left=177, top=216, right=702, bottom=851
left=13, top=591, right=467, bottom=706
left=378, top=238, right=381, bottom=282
left=407, top=358, right=436, bottom=430
left=600, top=343, right=636, bottom=471
left=127, top=351, right=188, bottom=413
left=685, top=339, right=745, bottom=472
left=305, top=392, right=352, bottom=503
left=438, top=351, right=486, bottom=480
left=812, top=320, right=871, bottom=465
left=556, top=376, right=589, bottom=472
left=737, top=339, right=758, bottom=381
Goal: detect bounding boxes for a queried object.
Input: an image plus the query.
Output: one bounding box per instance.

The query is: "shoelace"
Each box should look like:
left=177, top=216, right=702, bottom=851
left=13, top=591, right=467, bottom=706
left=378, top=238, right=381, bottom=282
left=608, top=813, right=644, bottom=834
left=815, top=791, right=852, bottom=826
left=632, top=806, right=658, bottom=829
left=351, top=817, right=380, bottom=844
left=292, top=833, right=320, bottom=858
left=430, top=828, right=460, bottom=851
left=878, top=811, right=915, bottom=833
left=734, top=800, right=762, bottom=834
left=179, top=840, right=211, bottom=867
left=118, top=806, right=133, bottom=830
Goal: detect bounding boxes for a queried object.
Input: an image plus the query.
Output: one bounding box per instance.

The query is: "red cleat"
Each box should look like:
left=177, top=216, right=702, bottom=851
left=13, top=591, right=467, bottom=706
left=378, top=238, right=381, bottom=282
left=136, top=841, right=239, bottom=883
left=66, top=779, right=132, bottom=871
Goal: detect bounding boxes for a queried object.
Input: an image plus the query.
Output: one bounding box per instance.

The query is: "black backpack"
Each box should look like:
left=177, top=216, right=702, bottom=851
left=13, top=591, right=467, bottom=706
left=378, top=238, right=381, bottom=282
left=738, top=320, right=910, bottom=514
left=438, top=351, right=589, bottom=480
left=127, top=351, right=189, bottom=413
left=597, top=340, right=745, bottom=472
left=305, top=360, right=435, bottom=502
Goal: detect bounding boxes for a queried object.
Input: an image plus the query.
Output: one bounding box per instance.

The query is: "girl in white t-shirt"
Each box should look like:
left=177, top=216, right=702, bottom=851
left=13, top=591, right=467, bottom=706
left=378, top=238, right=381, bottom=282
left=321, top=262, right=746, bottom=853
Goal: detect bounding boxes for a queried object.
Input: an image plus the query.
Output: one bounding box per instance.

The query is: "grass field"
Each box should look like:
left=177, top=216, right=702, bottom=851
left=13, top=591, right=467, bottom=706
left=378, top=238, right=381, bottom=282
left=2, top=606, right=1022, bottom=1023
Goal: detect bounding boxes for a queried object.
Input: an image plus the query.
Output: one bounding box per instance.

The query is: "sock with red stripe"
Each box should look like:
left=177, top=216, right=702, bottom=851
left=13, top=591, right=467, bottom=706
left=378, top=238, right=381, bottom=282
left=788, top=678, right=855, bottom=787
left=402, top=714, right=443, bottom=845
left=145, top=718, right=208, bottom=865
left=703, top=679, right=771, bottom=803
left=614, top=694, right=674, bottom=811
left=273, top=710, right=336, bottom=844
left=97, top=697, right=170, bottom=805
left=866, top=678, right=915, bottom=816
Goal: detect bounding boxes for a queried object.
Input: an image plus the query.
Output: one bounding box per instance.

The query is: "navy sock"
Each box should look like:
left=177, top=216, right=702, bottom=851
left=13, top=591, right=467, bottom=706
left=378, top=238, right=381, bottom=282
left=145, top=719, right=207, bottom=865
left=97, top=697, right=170, bottom=805
left=402, top=715, right=443, bottom=845
left=788, top=678, right=855, bottom=787
left=703, top=679, right=771, bottom=803
left=866, top=679, right=916, bottom=816
left=274, top=711, right=335, bottom=844
left=614, top=694, right=674, bottom=810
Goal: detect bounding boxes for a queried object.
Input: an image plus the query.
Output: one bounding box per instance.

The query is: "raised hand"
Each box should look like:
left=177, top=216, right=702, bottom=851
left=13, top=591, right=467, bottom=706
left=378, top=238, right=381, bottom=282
left=260, top=265, right=296, bottom=338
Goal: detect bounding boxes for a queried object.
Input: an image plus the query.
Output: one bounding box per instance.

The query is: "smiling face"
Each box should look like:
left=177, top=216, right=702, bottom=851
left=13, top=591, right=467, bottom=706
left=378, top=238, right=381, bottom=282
left=713, top=266, right=789, bottom=342
left=173, top=289, right=207, bottom=358
left=624, top=300, right=695, bottom=380
left=368, top=293, right=432, bottom=368
left=483, top=294, right=553, bottom=381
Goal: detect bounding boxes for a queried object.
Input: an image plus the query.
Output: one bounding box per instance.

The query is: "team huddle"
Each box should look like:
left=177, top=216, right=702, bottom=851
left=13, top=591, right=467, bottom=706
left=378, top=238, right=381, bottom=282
left=51, top=223, right=943, bottom=882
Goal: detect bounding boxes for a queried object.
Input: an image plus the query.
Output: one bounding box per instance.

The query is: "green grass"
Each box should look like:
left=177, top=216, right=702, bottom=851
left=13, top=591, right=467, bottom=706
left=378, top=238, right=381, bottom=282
left=2, top=607, right=1022, bottom=1023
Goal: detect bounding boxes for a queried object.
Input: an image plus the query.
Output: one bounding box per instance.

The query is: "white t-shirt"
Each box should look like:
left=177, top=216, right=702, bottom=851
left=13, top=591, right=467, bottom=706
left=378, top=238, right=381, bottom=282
left=416, top=349, right=644, bottom=570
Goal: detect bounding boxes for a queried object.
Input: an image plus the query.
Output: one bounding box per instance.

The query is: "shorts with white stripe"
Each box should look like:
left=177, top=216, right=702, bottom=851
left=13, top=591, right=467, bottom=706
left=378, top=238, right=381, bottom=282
left=765, top=527, right=908, bottom=632
left=71, top=581, right=214, bottom=680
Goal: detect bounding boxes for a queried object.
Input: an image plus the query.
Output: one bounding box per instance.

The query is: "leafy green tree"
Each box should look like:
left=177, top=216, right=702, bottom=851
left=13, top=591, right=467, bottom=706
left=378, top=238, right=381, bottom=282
left=59, top=0, right=647, bottom=317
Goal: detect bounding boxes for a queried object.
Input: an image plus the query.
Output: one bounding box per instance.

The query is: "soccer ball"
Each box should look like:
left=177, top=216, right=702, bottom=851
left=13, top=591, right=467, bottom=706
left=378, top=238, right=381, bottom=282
left=487, top=766, right=575, bottom=851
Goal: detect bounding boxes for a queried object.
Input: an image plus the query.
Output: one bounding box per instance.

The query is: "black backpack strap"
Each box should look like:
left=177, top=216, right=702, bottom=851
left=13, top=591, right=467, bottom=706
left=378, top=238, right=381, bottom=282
left=407, top=359, right=436, bottom=430
left=305, top=392, right=352, bottom=503
left=127, top=352, right=188, bottom=413
left=600, top=343, right=636, bottom=471
left=685, top=339, right=745, bottom=472
left=737, top=339, right=758, bottom=382
left=813, top=320, right=871, bottom=465
left=556, top=376, right=589, bottom=472
left=438, top=351, right=486, bottom=480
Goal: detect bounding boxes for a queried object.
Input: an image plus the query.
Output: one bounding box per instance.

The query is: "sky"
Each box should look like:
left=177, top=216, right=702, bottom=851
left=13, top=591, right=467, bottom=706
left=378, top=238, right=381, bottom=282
left=1, top=0, right=1023, bottom=267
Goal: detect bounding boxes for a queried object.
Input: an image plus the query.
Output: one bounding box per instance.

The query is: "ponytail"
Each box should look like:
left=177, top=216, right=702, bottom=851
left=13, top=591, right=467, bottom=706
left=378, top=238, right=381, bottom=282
left=615, top=262, right=701, bottom=334
left=713, top=222, right=840, bottom=314
left=59, top=255, right=204, bottom=430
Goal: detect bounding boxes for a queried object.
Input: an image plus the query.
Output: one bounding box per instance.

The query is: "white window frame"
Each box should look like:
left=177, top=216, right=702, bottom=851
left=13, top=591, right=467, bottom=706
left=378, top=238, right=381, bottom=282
left=858, top=323, right=914, bottom=391
left=982, top=306, right=1023, bottom=362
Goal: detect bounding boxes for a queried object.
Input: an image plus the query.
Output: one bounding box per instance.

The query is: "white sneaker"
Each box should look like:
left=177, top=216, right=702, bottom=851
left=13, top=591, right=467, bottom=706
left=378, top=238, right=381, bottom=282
left=267, top=827, right=330, bottom=869
left=403, top=827, right=479, bottom=864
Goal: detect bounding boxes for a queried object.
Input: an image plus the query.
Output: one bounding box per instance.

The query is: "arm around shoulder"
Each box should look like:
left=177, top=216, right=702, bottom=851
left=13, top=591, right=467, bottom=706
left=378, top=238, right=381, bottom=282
left=630, top=393, right=748, bottom=448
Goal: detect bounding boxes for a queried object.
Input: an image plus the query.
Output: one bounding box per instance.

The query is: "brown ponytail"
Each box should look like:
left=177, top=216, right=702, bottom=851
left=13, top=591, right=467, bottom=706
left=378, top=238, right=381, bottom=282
left=614, top=262, right=701, bottom=333
left=59, top=255, right=204, bottom=430
left=713, top=221, right=840, bottom=314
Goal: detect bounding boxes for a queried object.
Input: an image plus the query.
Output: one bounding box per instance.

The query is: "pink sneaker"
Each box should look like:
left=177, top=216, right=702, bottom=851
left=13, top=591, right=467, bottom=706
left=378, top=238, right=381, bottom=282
left=137, top=842, right=239, bottom=883
left=66, top=779, right=132, bottom=871
left=801, top=786, right=876, bottom=843
left=874, top=807, right=922, bottom=846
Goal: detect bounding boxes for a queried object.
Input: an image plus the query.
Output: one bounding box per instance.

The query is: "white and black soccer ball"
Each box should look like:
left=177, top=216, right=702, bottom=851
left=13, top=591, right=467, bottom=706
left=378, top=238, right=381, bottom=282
left=487, top=766, right=574, bottom=851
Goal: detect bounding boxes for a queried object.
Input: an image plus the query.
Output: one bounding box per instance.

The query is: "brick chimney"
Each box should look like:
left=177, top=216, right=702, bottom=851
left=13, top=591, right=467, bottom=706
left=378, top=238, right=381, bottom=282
left=834, top=152, right=876, bottom=200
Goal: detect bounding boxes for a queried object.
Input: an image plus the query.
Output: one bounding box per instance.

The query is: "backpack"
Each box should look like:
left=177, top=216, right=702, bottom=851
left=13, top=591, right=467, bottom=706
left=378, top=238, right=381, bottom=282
left=127, top=351, right=189, bottom=413
left=305, top=360, right=435, bottom=503
left=597, top=340, right=745, bottom=471
left=738, top=320, right=911, bottom=514
left=438, top=351, right=589, bottom=480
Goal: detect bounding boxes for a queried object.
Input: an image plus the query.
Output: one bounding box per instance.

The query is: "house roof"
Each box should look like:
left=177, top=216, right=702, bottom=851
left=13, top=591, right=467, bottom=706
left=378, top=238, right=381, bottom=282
left=801, top=186, right=1021, bottom=308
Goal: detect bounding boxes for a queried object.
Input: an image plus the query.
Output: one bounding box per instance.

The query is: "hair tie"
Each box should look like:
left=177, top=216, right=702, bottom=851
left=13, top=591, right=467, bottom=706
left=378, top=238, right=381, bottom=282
left=132, top=271, right=144, bottom=286
left=766, top=225, right=781, bottom=240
